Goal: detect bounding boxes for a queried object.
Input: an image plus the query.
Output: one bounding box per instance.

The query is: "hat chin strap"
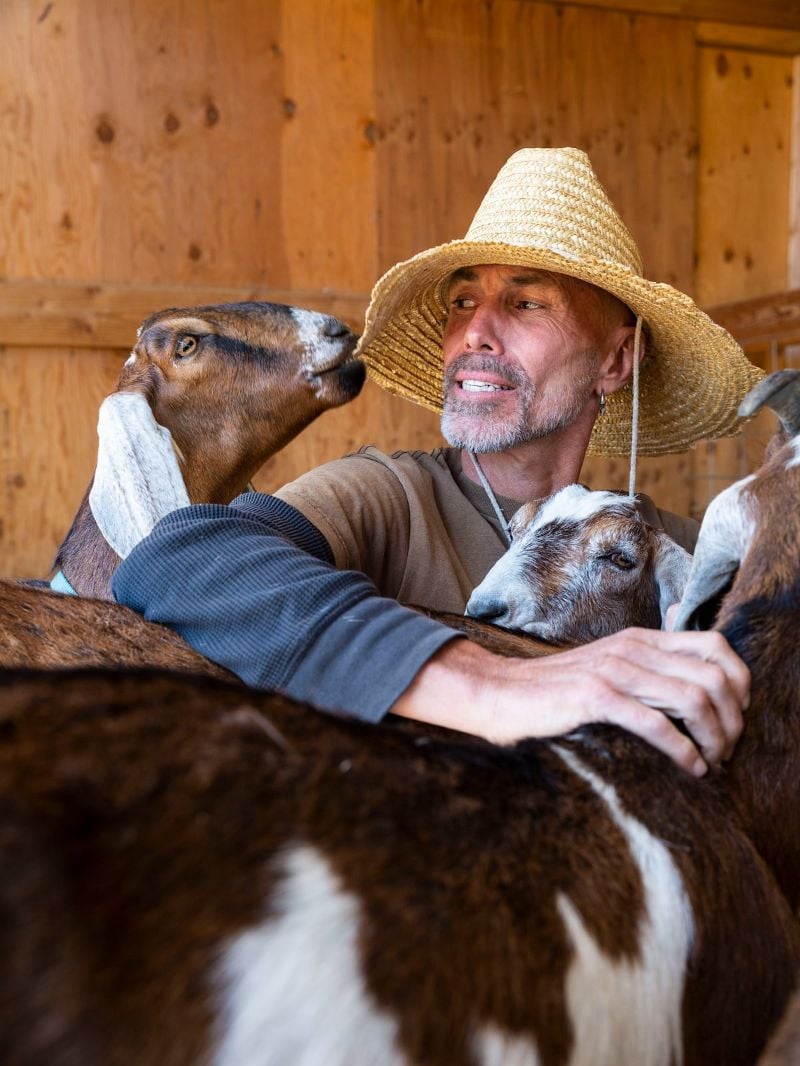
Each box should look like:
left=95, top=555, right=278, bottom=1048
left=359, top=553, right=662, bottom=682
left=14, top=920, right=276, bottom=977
left=628, top=315, right=643, bottom=498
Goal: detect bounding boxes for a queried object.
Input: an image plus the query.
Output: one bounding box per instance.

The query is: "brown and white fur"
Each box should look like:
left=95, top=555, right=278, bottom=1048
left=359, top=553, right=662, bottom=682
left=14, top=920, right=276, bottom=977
left=54, top=300, right=364, bottom=600
left=466, top=486, right=692, bottom=644
left=0, top=370, right=799, bottom=1064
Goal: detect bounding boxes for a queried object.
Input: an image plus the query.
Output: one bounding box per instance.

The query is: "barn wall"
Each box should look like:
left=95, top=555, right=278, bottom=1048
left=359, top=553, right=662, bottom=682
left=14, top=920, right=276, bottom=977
left=1, top=0, right=798, bottom=576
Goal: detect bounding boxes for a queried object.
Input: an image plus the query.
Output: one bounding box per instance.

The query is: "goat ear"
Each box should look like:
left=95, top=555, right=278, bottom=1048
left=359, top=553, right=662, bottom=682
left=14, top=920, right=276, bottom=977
left=653, top=533, right=693, bottom=628
left=89, top=392, right=190, bottom=559
left=739, top=369, right=800, bottom=437
left=670, top=478, right=753, bottom=631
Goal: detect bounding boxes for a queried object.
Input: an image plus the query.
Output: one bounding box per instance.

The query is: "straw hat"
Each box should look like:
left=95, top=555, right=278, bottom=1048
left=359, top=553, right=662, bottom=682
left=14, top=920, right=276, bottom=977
left=356, top=147, right=762, bottom=457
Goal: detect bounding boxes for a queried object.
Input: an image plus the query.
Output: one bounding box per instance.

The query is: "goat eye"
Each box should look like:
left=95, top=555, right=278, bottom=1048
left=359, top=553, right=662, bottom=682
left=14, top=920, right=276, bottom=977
left=608, top=551, right=635, bottom=570
left=175, top=335, right=197, bottom=358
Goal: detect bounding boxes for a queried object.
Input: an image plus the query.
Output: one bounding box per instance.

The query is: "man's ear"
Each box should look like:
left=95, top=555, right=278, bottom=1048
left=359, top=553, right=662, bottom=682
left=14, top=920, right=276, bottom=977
left=596, top=324, right=645, bottom=397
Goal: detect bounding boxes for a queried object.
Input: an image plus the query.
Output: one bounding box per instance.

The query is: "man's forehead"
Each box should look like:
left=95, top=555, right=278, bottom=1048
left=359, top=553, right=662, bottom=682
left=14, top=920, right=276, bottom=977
left=448, top=265, right=566, bottom=288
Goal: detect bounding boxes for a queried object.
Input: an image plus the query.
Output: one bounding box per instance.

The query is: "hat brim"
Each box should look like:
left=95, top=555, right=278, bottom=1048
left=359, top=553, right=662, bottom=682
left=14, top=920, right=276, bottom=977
left=356, top=240, right=763, bottom=457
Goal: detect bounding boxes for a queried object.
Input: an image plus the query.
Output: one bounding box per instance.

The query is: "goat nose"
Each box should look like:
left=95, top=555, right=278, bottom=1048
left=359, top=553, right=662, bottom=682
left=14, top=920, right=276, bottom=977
left=465, top=593, right=509, bottom=624
left=324, top=318, right=351, bottom=338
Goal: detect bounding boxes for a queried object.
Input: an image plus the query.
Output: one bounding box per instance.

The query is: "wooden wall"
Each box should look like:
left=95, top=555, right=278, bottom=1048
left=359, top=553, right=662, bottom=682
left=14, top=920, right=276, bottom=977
left=1, top=0, right=798, bottom=577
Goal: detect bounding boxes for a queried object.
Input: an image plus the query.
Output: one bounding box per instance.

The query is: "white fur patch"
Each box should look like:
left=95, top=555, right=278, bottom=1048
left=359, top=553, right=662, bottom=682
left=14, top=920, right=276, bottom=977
left=124, top=351, right=136, bottom=366
left=788, top=437, right=800, bottom=469
left=290, top=307, right=343, bottom=374
left=89, top=391, right=190, bottom=558
left=553, top=747, right=694, bottom=1066
left=531, top=485, right=635, bottom=533
left=473, top=1024, right=541, bottom=1065
left=213, top=844, right=406, bottom=1066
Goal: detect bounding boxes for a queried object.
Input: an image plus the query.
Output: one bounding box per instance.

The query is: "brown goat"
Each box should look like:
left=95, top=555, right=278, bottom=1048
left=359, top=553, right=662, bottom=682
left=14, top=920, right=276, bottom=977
left=0, top=369, right=799, bottom=1064
left=54, top=301, right=364, bottom=600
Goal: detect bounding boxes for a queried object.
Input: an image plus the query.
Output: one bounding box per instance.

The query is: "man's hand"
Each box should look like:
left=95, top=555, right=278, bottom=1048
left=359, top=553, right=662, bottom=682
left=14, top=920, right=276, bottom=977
left=392, top=628, right=749, bottom=776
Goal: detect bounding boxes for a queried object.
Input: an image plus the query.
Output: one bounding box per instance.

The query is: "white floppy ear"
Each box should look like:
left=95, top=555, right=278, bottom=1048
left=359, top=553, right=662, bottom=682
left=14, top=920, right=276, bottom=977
left=671, top=476, right=756, bottom=632
left=652, top=532, right=693, bottom=628
left=89, top=391, right=190, bottom=559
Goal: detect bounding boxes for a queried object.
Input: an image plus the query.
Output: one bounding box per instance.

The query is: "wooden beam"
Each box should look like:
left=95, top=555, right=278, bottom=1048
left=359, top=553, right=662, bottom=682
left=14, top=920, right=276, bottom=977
left=0, top=280, right=370, bottom=350
left=708, top=289, right=800, bottom=344
left=531, top=0, right=800, bottom=33
left=696, top=22, right=800, bottom=55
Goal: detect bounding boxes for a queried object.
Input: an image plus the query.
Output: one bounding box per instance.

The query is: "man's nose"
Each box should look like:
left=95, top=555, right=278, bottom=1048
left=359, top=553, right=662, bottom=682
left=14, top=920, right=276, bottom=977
left=464, top=304, right=503, bottom=353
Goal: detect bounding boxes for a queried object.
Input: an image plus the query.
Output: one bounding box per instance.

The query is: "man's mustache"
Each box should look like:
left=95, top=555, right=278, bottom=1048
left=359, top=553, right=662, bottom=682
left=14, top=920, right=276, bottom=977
left=443, top=354, right=530, bottom=391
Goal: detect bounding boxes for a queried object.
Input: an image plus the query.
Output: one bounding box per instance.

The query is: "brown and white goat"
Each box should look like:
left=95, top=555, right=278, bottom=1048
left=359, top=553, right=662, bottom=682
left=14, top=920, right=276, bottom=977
left=55, top=300, right=364, bottom=600
left=0, top=301, right=363, bottom=673
left=0, top=370, right=799, bottom=1065
left=466, top=485, right=692, bottom=644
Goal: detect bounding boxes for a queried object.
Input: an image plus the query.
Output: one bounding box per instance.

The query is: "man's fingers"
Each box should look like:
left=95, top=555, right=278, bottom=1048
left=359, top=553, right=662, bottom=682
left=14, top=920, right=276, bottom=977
left=601, top=697, right=708, bottom=777
left=633, top=629, right=751, bottom=709
left=605, top=632, right=746, bottom=750
left=573, top=630, right=749, bottom=766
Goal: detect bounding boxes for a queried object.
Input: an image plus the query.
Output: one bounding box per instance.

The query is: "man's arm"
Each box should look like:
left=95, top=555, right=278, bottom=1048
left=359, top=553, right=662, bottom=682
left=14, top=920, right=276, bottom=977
left=394, top=630, right=748, bottom=776
left=112, top=494, right=748, bottom=775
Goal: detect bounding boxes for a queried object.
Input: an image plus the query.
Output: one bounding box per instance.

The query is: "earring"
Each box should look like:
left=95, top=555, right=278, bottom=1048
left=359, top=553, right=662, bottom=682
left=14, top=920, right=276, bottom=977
left=598, top=390, right=606, bottom=416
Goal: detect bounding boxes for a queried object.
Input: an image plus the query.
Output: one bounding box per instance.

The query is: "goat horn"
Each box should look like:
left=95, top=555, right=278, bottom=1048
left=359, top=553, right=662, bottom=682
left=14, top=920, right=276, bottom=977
left=738, top=369, right=800, bottom=437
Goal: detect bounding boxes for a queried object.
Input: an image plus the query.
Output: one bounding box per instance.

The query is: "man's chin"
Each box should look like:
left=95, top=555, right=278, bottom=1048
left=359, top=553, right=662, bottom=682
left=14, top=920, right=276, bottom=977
left=441, top=411, right=526, bottom=452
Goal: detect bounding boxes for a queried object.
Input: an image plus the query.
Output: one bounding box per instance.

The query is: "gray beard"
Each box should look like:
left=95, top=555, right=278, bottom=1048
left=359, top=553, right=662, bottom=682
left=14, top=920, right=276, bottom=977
left=440, top=352, right=598, bottom=453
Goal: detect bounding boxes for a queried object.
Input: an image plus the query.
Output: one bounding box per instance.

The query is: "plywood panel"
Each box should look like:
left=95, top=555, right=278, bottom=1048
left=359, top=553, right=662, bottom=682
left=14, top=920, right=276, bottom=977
left=0, top=346, right=122, bottom=578
left=692, top=43, right=795, bottom=513
left=0, top=0, right=288, bottom=285
left=696, top=47, right=794, bottom=307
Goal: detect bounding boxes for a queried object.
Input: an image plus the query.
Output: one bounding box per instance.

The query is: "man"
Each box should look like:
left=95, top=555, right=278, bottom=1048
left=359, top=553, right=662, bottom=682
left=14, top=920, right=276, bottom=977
left=113, top=148, right=759, bottom=776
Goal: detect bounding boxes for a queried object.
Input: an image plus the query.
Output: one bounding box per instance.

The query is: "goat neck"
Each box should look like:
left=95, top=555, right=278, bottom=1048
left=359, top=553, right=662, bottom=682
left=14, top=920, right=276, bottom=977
left=53, top=487, right=120, bottom=601
left=713, top=444, right=800, bottom=908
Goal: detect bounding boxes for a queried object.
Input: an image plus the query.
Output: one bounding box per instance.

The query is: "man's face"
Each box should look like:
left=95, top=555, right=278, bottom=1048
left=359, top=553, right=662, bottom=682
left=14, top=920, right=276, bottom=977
left=440, top=264, right=617, bottom=452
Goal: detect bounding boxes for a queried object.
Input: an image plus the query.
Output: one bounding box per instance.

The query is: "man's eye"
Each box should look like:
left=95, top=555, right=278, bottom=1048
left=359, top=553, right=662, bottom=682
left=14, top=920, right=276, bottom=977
left=450, top=296, right=475, bottom=310
left=517, top=300, right=542, bottom=310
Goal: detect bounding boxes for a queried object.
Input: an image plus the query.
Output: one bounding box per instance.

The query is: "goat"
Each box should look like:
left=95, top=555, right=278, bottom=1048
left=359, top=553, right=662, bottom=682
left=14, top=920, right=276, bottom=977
left=54, top=300, right=364, bottom=600
left=0, top=301, right=363, bottom=673
left=465, top=485, right=692, bottom=644
left=0, top=369, right=798, bottom=1065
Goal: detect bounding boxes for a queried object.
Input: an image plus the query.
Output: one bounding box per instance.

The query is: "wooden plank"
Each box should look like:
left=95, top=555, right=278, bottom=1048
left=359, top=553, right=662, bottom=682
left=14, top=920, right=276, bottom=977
left=531, top=0, right=800, bottom=33
left=279, top=0, right=377, bottom=292
left=790, top=55, right=800, bottom=288
left=0, top=346, right=122, bottom=579
left=695, top=46, right=794, bottom=307
left=692, top=43, right=795, bottom=515
left=0, top=279, right=369, bottom=349
left=708, top=289, right=800, bottom=344
left=696, top=22, right=800, bottom=56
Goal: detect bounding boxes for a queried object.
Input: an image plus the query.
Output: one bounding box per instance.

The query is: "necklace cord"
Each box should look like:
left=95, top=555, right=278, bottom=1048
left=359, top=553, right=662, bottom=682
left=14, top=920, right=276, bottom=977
left=468, top=450, right=512, bottom=546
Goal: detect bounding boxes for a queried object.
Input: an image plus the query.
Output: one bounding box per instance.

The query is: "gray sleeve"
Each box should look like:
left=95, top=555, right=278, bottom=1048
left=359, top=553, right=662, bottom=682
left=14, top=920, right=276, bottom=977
left=111, top=493, right=457, bottom=722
